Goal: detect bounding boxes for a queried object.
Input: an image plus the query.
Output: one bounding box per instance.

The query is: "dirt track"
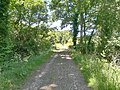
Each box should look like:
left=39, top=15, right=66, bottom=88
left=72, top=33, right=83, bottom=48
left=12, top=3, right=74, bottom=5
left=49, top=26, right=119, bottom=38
left=22, top=50, right=90, bottom=90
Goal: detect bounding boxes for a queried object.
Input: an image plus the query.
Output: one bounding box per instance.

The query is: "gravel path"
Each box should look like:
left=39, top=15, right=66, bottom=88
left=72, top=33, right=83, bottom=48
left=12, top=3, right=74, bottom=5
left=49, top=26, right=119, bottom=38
left=22, top=50, right=90, bottom=90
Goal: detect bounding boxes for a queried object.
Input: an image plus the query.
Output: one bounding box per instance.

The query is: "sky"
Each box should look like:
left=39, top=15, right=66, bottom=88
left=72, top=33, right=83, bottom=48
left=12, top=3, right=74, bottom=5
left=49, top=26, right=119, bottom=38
left=49, top=20, right=93, bottom=36
left=49, top=20, right=71, bottom=31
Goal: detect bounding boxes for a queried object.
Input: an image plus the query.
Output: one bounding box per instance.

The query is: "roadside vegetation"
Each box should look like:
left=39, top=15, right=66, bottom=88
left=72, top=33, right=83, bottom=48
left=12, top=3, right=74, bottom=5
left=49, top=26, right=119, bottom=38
left=0, top=50, right=52, bottom=90
left=0, top=0, right=53, bottom=90
left=71, top=50, right=120, bottom=90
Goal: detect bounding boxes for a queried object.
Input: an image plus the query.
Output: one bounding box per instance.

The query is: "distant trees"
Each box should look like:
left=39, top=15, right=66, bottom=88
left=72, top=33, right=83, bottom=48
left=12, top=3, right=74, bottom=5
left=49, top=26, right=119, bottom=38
left=49, top=30, right=72, bottom=45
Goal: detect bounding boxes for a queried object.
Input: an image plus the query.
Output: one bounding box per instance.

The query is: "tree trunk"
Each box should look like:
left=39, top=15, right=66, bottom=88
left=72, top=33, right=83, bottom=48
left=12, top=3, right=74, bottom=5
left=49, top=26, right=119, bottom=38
left=73, top=13, right=79, bottom=47
left=80, top=13, right=83, bottom=44
left=84, top=11, right=87, bottom=53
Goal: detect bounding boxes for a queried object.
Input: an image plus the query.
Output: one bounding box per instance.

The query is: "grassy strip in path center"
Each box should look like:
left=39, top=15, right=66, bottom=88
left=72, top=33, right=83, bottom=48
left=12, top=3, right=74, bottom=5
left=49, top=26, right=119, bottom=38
left=0, top=50, right=53, bottom=90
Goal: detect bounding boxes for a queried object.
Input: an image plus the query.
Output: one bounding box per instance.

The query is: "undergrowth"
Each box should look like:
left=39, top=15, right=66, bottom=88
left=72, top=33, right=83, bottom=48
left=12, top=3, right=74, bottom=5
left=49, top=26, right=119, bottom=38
left=71, top=50, right=120, bottom=90
left=0, top=50, right=53, bottom=90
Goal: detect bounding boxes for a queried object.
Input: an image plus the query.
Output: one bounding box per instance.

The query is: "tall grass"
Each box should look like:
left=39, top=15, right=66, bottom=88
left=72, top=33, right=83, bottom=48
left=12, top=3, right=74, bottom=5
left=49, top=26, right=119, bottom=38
left=0, top=50, right=53, bottom=90
left=71, top=50, right=120, bottom=90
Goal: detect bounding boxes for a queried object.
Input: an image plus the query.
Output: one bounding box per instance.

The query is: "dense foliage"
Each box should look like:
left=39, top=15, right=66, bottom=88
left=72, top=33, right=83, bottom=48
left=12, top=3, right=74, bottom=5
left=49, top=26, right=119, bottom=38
left=0, top=0, right=52, bottom=62
left=0, top=0, right=120, bottom=89
left=0, top=0, right=53, bottom=89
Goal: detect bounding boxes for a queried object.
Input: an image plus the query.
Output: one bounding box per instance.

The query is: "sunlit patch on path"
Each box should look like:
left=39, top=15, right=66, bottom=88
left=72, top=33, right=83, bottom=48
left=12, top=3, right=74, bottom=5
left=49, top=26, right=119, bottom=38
left=40, top=84, right=58, bottom=90
left=60, top=54, right=72, bottom=60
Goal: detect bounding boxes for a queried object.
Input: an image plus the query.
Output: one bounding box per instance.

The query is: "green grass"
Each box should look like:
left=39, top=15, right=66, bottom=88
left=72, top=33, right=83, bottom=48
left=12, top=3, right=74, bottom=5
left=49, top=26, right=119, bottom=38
left=70, top=49, right=120, bottom=90
left=0, top=50, right=53, bottom=90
